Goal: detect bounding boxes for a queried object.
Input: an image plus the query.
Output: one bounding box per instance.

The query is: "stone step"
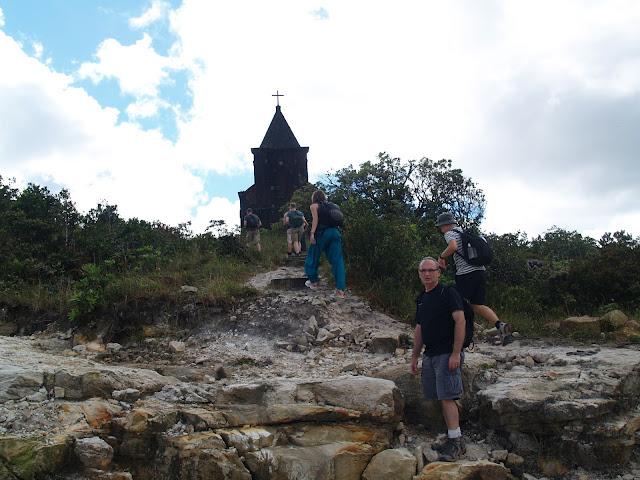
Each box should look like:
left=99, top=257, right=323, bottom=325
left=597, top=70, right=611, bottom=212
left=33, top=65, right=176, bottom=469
left=269, top=277, right=309, bottom=290
left=284, top=254, right=307, bottom=267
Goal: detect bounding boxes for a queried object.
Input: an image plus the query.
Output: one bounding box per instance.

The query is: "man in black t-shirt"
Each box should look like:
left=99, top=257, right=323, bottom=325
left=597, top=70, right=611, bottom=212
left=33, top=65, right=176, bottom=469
left=410, top=256, right=467, bottom=462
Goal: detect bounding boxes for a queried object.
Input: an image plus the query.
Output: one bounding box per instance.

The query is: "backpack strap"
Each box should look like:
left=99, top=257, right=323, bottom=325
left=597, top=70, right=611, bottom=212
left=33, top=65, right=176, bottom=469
left=450, top=228, right=467, bottom=261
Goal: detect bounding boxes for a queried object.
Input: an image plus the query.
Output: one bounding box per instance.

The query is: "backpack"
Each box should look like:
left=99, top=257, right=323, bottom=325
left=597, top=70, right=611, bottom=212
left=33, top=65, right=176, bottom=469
left=453, top=228, right=493, bottom=266
left=318, top=202, right=344, bottom=228
left=288, top=210, right=305, bottom=228
left=245, top=214, right=259, bottom=229
left=442, top=285, right=475, bottom=348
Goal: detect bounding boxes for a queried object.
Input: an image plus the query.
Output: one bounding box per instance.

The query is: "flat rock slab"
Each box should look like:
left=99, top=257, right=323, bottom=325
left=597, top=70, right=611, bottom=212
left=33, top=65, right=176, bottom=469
left=0, top=336, right=175, bottom=402
left=475, top=345, right=640, bottom=432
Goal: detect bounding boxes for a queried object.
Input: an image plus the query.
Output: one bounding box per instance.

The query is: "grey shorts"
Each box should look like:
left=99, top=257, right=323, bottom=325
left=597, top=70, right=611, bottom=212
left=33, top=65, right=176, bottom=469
left=421, top=352, right=464, bottom=400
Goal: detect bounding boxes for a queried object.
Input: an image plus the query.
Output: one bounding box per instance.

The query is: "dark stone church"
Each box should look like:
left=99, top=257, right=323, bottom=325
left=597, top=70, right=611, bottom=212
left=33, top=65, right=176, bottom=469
left=238, top=103, right=309, bottom=226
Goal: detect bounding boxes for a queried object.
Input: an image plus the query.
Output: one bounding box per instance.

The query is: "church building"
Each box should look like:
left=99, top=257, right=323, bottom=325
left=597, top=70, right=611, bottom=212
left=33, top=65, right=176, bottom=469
left=238, top=97, right=309, bottom=226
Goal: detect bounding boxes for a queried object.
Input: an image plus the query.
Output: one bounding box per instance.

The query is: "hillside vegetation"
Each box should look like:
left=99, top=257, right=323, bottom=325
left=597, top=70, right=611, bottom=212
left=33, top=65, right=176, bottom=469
left=1, top=153, right=639, bottom=335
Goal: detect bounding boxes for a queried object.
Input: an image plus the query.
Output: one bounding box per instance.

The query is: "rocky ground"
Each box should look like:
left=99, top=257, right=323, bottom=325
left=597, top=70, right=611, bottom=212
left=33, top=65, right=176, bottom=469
left=0, top=262, right=639, bottom=479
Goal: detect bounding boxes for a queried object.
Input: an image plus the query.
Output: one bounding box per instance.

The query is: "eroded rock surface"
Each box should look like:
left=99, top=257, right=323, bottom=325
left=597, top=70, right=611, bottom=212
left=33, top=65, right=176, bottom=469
left=0, top=264, right=639, bottom=479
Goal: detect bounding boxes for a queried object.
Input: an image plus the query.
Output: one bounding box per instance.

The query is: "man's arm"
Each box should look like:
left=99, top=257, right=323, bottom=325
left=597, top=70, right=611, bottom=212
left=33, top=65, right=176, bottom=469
left=410, top=324, right=423, bottom=374
left=449, top=310, right=465, bottom=371
left=439, top=238, right=458, bottom=269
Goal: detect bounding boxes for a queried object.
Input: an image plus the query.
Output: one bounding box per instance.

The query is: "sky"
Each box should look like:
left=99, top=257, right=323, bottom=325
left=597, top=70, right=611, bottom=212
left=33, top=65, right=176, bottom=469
left=1, top=0, right=639, bottom=239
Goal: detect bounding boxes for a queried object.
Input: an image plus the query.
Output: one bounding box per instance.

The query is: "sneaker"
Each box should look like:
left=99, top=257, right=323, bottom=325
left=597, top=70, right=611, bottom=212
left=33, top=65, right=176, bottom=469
left=438, top=437, right=466, bottom=462
left=498, top=322, right=514, bottom=346
left=304, top=280, right=319, bottom=289
left=335, top=290, right=346, bottom=299
left=498, top=322, right=513, bottom=336
left=501, top=334, right=514, bottom=346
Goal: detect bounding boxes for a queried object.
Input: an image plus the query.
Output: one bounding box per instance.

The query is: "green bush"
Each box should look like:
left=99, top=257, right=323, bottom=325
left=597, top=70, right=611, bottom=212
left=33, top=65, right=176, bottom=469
left=68, top=264, right=114, bottom=322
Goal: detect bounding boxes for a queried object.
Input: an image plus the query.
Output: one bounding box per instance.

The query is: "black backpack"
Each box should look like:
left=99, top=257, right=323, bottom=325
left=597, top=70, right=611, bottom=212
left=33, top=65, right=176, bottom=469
left=288, top=211, right=305, bottom=228
left=453, top=228, right=493, bottom=266
left=245, top=214, right=259, bottom=228
left=442, top=285, right=475, bottom=348
left=318, top=202, right=344, bottom=228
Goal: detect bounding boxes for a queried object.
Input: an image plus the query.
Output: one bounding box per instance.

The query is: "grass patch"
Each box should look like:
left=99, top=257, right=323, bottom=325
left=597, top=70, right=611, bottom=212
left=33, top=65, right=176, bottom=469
left=1, top=228, right=288, bottom=324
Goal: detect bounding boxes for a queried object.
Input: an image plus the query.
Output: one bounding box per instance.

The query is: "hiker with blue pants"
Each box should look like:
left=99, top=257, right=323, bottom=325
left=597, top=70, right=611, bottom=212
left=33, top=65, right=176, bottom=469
left=304, top=190, right=346, bottom=298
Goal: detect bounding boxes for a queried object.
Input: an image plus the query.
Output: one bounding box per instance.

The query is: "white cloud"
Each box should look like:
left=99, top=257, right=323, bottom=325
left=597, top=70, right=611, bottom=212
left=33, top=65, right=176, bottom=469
left=126, top=98, right=169, bottom=119
left=191, top=197, right=241, bottom=233
left=0, top=30, right=206, bottom=227
left=32, top=41, right=43, bottom=59
left=129, top=0, right=169, bottom=29
left=78, top=34, right=172, bottom=98
left=3, top=1, right=640, bottom=238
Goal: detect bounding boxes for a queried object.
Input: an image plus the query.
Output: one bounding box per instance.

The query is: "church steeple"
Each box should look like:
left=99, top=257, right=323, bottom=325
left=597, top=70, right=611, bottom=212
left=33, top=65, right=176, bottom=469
left=259, top=105, right=301, bottom=149
left=238, top=93, right=309, bottom=226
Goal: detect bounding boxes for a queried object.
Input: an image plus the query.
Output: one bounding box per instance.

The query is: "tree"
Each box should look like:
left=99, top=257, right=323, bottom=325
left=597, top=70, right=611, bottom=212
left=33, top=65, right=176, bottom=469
left=409, top=157, right=485, bottom=228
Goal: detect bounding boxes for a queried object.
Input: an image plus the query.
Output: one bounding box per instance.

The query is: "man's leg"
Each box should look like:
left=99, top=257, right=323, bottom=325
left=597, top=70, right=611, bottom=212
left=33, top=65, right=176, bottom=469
left=441, top=400, right=460, bottom=430
left=286, top=230, right=293, bottom=255
left=471, top=304, right=499, bottom=325
left=458, top=272, right=512, bottom=341
left=434, top=353, right=465, bottom=461
left=293, top=229, right=301, bottom=254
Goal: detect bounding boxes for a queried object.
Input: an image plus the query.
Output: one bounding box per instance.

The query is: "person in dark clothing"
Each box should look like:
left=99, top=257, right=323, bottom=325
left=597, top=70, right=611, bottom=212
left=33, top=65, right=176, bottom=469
left=435, top=212, right=513, bottom=345
left=243, top=208, right=262, bottom=252
left=410, top=256, right=466, bottom=462
left=304, top=190, right=346, bottom=298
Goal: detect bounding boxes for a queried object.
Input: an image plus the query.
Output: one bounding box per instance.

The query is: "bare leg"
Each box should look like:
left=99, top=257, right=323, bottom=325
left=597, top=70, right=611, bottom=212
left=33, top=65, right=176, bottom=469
left=441, top=399, right=460, bottom=430
left=294, top=241, right=301, bottom=254
left=472, top=304, right=499, bottom=328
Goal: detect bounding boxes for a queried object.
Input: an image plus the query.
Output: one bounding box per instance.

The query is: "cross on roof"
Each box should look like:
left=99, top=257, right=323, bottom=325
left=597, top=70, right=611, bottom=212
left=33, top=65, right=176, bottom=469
left=272, top=90, right=284, bottom=107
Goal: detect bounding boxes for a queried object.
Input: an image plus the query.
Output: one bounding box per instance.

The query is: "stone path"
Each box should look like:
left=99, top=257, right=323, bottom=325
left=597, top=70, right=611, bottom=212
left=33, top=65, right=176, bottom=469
left=0, top=262, right=639, bottom=479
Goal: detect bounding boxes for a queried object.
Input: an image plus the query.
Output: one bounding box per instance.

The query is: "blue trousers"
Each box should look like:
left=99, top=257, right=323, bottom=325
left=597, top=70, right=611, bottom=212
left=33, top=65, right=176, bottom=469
left=304, top=227, right=346, bottom=291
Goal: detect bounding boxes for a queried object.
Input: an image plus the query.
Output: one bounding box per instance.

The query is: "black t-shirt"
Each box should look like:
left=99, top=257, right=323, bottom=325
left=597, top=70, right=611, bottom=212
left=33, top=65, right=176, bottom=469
left=414, top=283, right=464, bottom=357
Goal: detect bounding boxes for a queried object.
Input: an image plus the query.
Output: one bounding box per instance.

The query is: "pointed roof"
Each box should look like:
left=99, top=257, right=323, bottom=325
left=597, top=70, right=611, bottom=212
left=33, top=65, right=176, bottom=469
left=259, top=105, right=301, bottom=148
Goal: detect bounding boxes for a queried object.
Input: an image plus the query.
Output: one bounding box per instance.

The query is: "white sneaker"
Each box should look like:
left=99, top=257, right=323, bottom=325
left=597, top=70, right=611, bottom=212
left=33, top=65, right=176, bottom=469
left=305, top=280, right=319, bottom=289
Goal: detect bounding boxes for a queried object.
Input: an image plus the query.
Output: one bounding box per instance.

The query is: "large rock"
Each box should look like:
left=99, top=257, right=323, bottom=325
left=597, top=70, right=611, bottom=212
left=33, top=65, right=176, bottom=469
left=0, top=435, right=69, bottom=480
left=245, top=442, right=374, bottom=480
left=559, top=316, right=600, bottom=336
left=369, top=335, right=398, bottom=354
left=600, top=310, right=629, bottom=331
left=74, top=436, right=114, bottom=470
left=148, top=376, right=403, bottom=427
left=0, top=365, right=44, bottom=401
left=474, top=345, right=640, bottom=467
left=415, top=460, right=516, bottom=479
left=157, top=432, right=251, bottom=480
left=362, top=448, right=416, bottom=480
left=219, top=423, right=391, bottom=456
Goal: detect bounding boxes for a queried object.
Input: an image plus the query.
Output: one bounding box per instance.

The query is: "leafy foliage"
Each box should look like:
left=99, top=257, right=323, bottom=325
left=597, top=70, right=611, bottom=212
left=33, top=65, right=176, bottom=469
left=0, top=176, right=281, bottom=324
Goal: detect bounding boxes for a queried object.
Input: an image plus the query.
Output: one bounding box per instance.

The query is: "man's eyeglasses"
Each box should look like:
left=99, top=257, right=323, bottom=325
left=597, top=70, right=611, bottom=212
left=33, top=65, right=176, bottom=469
left=419, top=268, right=440, bottom=273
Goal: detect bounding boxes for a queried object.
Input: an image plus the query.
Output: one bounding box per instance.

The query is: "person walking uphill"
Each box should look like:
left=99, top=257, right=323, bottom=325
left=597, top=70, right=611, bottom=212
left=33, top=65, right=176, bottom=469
left=304, top=190, right=347, bottom=298
left=410, top=257, right=466, bottom=462
left=435, top=212, right=513, bottom=345
left=243, top=208, right=262, bottom=252
left=283, top=203, right=307, bottom=256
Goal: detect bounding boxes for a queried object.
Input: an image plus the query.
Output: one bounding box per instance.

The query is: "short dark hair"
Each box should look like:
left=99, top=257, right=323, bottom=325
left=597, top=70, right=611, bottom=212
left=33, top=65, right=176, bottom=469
left=246, top=208, right=253, bottom=214
left=289, top=202, right=296, bottom=209
left=312, top=190, right=326, bottom=204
